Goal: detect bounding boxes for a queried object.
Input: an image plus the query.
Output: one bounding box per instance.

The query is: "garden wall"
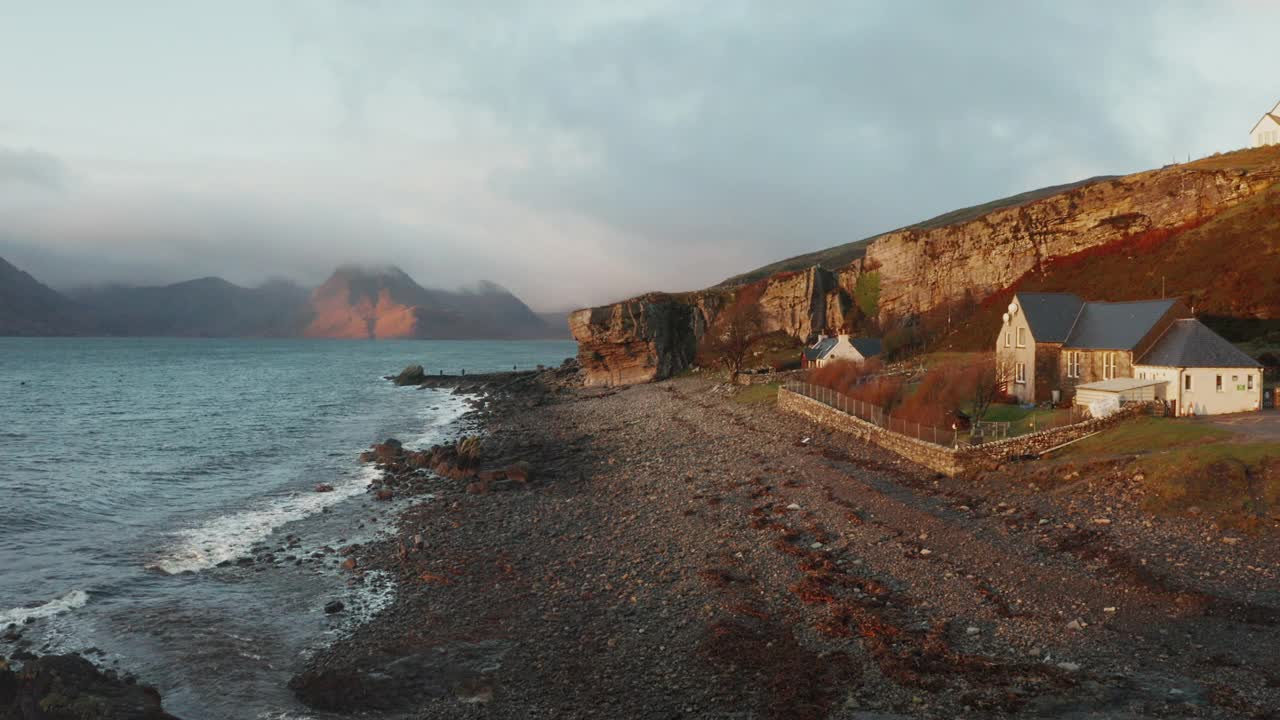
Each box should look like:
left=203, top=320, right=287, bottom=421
left=778, top=388, right=1142, bottom=476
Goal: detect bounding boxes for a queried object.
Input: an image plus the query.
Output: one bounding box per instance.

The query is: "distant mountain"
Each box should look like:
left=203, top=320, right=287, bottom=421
left=0, top=256, right=96, bottom=335
left=535, top=311, right=573, bottom=339
left=305, top=266, right=552, bottom=339
left=2, top=258, right=560, bottom=340
left=71, top=277, right=311, bottom=337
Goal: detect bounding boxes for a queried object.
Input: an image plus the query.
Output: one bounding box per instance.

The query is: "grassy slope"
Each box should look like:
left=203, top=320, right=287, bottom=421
left=1052, top=417, right=1280, bottom=526
left=716, top=176, right=1114, bottom=287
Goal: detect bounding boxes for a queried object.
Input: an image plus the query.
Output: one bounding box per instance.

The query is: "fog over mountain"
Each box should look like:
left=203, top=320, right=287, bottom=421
left=3, top=3, right=1280, bottom=310
left=1, top=257, right=566, bottom=339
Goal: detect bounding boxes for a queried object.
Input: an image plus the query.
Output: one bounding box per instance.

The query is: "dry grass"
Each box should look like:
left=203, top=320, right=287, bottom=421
left=1055, top=417, right=1280, bottom=526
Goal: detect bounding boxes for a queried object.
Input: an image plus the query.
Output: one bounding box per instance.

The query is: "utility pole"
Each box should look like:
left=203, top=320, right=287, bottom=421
left=1161, top=275, right=1166, bottom=299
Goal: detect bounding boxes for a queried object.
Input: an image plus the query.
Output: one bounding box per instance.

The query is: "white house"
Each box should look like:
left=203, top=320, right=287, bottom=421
left=996, top=292, right=1261, bottom=415
left=1132, top=319, right=1263, bottom=415
left=1250, top=100, right=1280, bottom=147
left=802, top=334, right=882, bottom=368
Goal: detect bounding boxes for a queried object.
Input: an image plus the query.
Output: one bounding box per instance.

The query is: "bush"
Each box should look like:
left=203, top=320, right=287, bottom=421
left=807, top=359, right=903, bottom=410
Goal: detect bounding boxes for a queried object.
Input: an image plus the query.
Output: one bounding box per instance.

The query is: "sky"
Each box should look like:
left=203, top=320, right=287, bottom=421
left=2, top=1, right=1278, bottom=311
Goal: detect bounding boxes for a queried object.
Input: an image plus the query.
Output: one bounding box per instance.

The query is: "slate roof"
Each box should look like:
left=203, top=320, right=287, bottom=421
left=1137, top=319, right=1262, bottom=368
left=804, top=337, right=839, bottom=361
left=850, top=337, right=883, bottom=358
left=1015, top=293, right=1083, bottom=343
left=1063, top=298, right=1179, bottom=350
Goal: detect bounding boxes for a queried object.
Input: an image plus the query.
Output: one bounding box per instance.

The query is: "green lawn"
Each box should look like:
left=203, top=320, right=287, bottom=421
left=1052, top=416, right=1231, bottom=458
left=734, top=382, right=780, bottom=406
left=970, top=402, right=1075, bottom=437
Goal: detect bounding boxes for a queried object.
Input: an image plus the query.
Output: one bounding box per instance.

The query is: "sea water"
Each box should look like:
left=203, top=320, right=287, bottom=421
left=0, top=337, right=576, bottom=718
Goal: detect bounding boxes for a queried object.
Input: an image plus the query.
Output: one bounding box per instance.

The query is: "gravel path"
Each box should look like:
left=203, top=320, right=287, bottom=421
left=292, top=376, right=1280, bottom=719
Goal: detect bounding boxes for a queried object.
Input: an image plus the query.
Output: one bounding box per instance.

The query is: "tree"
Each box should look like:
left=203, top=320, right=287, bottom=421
left=701, top=300, right=767, bottom=381
left=965, top=353, right=1009, bottom=421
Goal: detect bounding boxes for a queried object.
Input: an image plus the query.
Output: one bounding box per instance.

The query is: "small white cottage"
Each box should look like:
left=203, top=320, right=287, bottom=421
left=802, top=334, right=883, bottom=368
left=1250, top=100, right=1280, bottom=147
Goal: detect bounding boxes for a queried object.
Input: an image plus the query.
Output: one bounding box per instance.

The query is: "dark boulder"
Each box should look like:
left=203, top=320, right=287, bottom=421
left=323, top=600, right=345, bottom=614
left=393, top=365, right=426, bottom=386
left=0, top=654, right=180, bottom=719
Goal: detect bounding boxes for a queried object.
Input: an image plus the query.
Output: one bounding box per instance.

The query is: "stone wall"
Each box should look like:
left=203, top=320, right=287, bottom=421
left=778, top=388, right=966, bottom=476
left=778, top=388, right=1141, bottom=476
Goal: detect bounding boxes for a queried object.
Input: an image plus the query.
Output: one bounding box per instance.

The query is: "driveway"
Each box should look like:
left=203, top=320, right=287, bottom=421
left=1192, top=409, right=1280, bottom=440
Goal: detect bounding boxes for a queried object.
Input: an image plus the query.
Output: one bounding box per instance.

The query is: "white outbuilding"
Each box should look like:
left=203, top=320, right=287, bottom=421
left=1133, top=319, right=1263, bottom=416
left=1250, top=100, right=1280, bottom=147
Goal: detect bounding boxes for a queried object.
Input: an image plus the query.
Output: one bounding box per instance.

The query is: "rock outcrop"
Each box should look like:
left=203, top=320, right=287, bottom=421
left=569, top=293, right=725, bottom=386
left=0, top=654, right=180, bottom=719
left=865, top=163, right=1280, bottom=323
left=570, top=148, right=1280, bottom=385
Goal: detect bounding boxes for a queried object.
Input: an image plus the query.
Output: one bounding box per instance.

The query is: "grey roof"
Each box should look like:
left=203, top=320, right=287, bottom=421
left=849, top=337, right=882, bottom=358
left=1015, top=293, right=1083, bottom=343
left=1137, top=319, right=1262, bottom=368
left=806, top=337, right=838, bottom=360
left=1063, top=299, right=1178, bottom=350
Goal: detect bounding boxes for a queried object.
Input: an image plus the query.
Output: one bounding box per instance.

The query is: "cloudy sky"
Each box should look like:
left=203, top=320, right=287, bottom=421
left=2, top=1, right=1277, bottom=310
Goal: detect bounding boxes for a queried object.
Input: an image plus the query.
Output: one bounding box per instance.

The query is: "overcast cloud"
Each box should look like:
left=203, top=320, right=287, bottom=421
left=1, top=1, right=1277, bottom=309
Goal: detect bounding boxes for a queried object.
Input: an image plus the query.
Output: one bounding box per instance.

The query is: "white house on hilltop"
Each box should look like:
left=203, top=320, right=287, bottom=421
left=1250, top=99, right=1280, bottom=147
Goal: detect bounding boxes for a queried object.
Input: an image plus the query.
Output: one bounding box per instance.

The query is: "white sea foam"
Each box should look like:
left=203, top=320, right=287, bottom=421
left=0, top=589, right=89, bottom=627
left=147, top=464, right=383, bottom=575
left=409, top=391, right=473, bottom=449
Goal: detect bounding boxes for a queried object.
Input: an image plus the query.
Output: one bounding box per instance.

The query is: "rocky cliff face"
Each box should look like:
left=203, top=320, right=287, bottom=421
left=866, top=163, right=1280, bottom=324
left=570, top=148, right=1280, bottom=385
left=569, top=293, right=725, bottom=386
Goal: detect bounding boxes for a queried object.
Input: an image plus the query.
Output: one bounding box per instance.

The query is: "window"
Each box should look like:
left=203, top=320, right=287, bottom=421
left=1016, top=327, right=1026, bottom=347
left=1139, top=372, right=1146, bottom=379
left=1067, top=352, right=1081, bottom=379
left=1004, top=331, right=1011, bottom=348
left=1103, top=352, right=1117, bottom=380
left=1216, top=374, right=1223, bottom=392
left=1015, top=362, right=1027, bottom=384
left=1184, top=374, right=1192, bottom=391
left=1248, top=374, right=1255, bottom=391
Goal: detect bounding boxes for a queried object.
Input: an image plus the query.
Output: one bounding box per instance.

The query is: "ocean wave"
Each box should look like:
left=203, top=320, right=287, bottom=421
left=409, top=392, right=473, bottom=449
left=0, top=589, right=89, bottom=627
left=146, top=465, right=383, bottom=575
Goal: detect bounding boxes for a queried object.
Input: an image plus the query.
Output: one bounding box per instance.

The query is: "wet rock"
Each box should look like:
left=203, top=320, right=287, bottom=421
left=0, top=654, right=179, bottom=718
left=505, top=461, right=532, bottom=484
left=340, top=558, right=358, bottom=572
left=314, top=483, right=335, bottom=493
left=375, top=489, right=394, bottom=501
left=394, top=365, right=426, bottom=386
left=324, top=600, right=345, bottom=614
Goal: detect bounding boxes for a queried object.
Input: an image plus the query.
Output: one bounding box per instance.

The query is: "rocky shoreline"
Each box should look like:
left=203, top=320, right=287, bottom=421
left=285, top=370, right=1280, bottom=719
